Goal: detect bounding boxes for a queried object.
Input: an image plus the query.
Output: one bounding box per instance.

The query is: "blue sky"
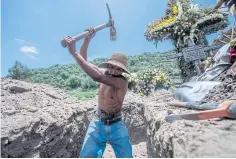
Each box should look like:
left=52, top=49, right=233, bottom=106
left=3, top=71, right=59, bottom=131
left=1, top=0, right=234, bottom=77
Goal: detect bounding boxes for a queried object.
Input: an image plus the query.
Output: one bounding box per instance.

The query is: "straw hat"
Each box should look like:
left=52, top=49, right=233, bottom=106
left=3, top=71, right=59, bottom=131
left=98, top=52, right=130, bottom=74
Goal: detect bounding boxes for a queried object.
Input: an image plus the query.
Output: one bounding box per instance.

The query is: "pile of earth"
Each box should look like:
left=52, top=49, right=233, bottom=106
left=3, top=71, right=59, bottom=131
left=200, top=62, right=236, bottom=103
left=1, top=77, right=236, bottom=158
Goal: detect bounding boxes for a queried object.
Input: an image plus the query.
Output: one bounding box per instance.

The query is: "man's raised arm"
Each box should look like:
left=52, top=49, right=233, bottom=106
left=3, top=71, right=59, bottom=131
left=63, top=35, right=127, bottom=89
left=79, top=28, right=95, bottom=61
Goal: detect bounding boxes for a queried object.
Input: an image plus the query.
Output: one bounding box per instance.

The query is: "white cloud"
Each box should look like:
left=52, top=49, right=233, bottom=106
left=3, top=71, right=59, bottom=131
left=20, top=46, right=39, bottom=54
left=15, top=38, right=28, bottom=44
left=15, top=38, right=39, bottom=60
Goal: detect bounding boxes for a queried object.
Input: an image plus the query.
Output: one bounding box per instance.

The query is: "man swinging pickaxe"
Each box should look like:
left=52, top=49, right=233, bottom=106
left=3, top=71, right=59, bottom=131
left=165, top=100, right=236, bottom=123
left=61, top=3, right=133, bottom=157
left=61, top=3, right=116, bottom=48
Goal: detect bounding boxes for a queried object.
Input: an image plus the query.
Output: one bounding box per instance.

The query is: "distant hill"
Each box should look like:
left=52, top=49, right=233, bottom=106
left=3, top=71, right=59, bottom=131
left=7, top=51, right=182, bottom=91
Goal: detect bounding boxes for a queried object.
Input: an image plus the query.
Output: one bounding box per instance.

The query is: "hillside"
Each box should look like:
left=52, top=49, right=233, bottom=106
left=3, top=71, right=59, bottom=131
left=6, top=51, right=182, bottom=99
left=7, top=51, right=182, bottom=90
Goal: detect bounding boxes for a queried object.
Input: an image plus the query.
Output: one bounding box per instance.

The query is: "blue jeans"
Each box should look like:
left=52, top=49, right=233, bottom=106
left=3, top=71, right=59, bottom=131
left=80, top=117, right=133, bottom=158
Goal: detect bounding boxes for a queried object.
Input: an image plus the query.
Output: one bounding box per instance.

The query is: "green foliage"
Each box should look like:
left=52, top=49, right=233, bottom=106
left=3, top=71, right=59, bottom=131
left=8, top=61, right=31, bottom=79
left=60, top=72, right=69, bottom=80
left=67, top=90, right=98, bottom=100
left=66, top=75, right=82, bottom=89
left=81, top=77, right=99, bottom=91
left=7, top=51, right=182, bottom=96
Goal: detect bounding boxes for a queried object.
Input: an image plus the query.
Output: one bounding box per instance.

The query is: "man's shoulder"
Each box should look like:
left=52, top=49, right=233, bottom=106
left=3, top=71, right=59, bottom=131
left=118, top=74, right=128, bottom=81
left=104, top=71, right=128, bottom=81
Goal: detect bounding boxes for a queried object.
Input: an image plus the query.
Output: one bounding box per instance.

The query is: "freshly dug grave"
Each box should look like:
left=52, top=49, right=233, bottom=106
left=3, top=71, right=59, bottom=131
left=1, top=78, right=236, bottom=158
left=1, top=78, right=147, bottom=158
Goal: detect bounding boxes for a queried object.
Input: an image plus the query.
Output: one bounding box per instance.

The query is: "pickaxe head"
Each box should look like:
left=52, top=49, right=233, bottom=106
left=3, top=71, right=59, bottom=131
left=61, top=3, right=116, bottom=48
left=106, top=3, right=112, bottom=20
left=106, top=3, right=116, bottom=41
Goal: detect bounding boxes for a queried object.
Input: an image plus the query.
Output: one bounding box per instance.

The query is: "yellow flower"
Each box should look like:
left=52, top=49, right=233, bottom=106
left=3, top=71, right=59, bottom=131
left=172, top=5, right=178, bottom=15
left=171, top=86, right=177, bottom=91
left=151, top=15, right=177, bottom=32
left=139, top=92, right=143, bottom=96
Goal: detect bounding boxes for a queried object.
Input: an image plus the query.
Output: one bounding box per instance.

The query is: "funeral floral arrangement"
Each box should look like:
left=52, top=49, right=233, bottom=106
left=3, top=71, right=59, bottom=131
left=145, top=0, right=228, bottom=49
left=124, top=70, right=176, bottom=96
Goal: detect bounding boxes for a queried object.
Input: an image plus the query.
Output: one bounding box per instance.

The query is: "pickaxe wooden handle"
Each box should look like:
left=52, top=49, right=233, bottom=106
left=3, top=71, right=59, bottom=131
left=165, top=101, right=220, bottom=110
left=61, top=3, right=116, bottom=48
left=165, top=101, right=236, bottom=123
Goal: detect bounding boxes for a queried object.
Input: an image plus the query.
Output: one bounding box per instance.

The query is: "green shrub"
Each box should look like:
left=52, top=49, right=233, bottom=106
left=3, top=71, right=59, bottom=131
left=81, top=77, right=99, bottom=91
left=66, top=75, right=82, bottom=89
left=67, top=90, right=98, bottom=100
left=8, top=61, right=31, bottom=79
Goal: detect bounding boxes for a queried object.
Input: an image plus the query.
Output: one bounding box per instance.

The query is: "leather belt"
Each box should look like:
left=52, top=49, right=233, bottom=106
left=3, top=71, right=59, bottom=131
left=100, top=117, right=122, bottom=125
left=96, top=108, right=122, bottom=125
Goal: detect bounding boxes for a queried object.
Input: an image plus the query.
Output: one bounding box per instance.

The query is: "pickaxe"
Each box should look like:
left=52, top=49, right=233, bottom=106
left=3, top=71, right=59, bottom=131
left=165, top=100, right=236, bottom=123
left=61, top=3, right=116, bottom=48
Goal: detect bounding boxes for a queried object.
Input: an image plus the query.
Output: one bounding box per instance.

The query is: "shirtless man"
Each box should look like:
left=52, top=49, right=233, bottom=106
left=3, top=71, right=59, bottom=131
left=63, top=28, right=133, bottom=158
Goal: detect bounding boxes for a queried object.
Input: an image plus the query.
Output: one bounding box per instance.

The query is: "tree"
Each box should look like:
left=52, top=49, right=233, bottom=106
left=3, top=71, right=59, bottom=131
left=8, top=61, right=30, bottom=79
left=66, top=75, right=82, bottom=89
left=81, top=77, right=99, bottom=91
left=60, top=72, right=69, bottom=80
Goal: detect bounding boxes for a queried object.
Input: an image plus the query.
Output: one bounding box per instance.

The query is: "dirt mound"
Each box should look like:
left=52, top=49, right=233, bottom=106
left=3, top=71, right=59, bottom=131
left=201, top=62, right=236, bottom=103
left=144, top=91, right=236, bottom=157
left=1, top=78, right=148, bottom=157
left=1, top=77, right=236, bottom=158
left=1, top=78, right=96, bottom=157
